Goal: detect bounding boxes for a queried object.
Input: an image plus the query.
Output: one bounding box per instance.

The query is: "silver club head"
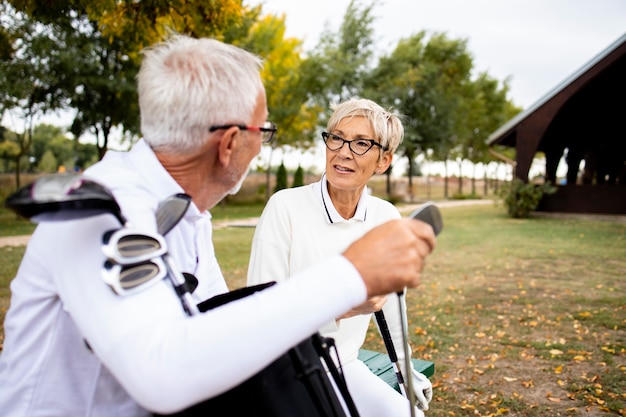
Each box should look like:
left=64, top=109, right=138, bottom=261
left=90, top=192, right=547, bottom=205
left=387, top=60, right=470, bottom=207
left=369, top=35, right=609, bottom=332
left=408, top=201, right=443, bottom=236
left=156, top=193, right=192, bottom=236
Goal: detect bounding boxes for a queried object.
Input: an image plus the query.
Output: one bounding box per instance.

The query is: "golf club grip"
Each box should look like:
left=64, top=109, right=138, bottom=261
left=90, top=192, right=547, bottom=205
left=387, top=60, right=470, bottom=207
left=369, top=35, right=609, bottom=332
left=374, top=310, right=399, bottom=363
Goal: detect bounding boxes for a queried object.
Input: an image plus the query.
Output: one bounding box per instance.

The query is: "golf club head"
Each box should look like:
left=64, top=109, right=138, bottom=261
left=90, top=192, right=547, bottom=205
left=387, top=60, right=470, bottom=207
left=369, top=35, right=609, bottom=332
left=156, top=193, right=192, bottom=236
left=102, top=228, right=168, bottom=265
left=408, top=201, right=443, bottom=236
left=102, top=257, right=168, bottom=296
left=5, top=173, right=126, bottom=224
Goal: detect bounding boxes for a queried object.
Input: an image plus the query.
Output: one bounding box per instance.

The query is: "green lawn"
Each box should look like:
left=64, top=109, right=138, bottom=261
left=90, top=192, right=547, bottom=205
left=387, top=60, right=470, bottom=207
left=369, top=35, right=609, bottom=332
left=1, top=203, right=625, bottom=416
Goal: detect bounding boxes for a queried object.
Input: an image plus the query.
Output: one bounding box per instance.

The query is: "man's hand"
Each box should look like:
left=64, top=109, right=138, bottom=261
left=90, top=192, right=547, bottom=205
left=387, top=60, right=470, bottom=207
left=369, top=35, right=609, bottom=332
left=343, top=218, right=436, bottom=297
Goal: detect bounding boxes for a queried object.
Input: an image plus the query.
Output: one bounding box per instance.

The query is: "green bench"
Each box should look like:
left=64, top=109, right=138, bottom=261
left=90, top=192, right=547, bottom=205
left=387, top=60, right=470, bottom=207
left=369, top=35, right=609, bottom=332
left=358, top=349, right=435, bottom=393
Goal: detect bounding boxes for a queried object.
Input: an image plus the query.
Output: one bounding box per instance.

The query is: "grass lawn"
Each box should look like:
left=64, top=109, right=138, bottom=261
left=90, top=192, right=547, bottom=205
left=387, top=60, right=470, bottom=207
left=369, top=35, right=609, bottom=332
left=1, top=203, right=624, bottom=416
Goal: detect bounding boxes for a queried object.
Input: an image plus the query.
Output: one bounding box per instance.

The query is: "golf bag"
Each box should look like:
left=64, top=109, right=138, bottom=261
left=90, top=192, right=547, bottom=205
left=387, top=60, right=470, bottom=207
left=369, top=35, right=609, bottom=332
left=155, top=282, right=360, bottom=417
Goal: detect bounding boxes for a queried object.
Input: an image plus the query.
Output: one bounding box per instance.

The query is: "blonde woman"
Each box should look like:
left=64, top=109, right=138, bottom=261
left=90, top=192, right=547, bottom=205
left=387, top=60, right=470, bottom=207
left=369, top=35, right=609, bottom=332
left=248, top=98, right=433, bottom=416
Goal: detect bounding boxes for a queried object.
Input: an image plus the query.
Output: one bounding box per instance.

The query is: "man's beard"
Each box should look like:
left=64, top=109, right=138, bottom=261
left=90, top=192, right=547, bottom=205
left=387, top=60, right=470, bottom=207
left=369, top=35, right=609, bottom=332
left=227, top=163, right=251, bottom=195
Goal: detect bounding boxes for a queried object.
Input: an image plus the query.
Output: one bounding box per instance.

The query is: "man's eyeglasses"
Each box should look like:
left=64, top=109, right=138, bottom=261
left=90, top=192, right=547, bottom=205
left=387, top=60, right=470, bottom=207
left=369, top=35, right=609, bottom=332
left=321, top=132, right=388, bottom=156
left=209, top=121, right=277, bottom=144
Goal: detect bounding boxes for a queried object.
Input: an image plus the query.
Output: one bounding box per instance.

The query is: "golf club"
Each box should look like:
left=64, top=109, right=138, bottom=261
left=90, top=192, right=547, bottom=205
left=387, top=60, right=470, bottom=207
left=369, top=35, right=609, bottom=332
left=5, top=173, right=127, bottom=225
left=154, top=193, right=199, bottom=316
left=102, top=228, right=168, bottom=265
left=400, top=201, right=443, bottom=416
left=374, top=310, right=407, bottom=397
left=102, top=258, right=168, bottom=296
left=7, top=175, right=198, bottom=314
left=157, top=193, right=192, bottom=236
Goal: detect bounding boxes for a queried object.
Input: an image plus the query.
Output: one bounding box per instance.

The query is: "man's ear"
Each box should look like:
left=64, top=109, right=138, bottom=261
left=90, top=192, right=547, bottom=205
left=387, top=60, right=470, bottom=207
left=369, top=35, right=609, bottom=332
left=217, top=127, right=240, bottom=168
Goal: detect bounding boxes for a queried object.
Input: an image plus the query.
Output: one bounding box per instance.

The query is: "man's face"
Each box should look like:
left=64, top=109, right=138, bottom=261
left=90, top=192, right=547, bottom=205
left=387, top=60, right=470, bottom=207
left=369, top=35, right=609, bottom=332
left=227, top=90, right=268, bottom=195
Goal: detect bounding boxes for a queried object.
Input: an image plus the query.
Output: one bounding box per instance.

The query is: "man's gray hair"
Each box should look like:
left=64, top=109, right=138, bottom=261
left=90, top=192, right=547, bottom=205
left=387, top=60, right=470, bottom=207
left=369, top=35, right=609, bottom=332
left=137, top=35, right=264, bottom=154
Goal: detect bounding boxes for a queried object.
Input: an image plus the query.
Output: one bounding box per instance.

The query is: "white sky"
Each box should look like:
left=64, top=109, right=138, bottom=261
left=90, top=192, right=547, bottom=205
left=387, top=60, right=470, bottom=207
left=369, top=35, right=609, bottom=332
left=254, top=0, right=626, bottom=109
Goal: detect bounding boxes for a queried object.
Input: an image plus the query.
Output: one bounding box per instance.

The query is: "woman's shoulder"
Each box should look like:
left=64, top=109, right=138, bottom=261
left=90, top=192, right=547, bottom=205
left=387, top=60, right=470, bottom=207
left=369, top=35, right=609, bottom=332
left=366, top=194, right=401, bottom=218
left=269, top=183, right=317, bottom=203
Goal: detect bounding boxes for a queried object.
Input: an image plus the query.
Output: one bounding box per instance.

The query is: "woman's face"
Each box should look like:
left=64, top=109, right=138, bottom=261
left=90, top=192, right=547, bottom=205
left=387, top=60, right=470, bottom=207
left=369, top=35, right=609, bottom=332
left=324, top=116, right=391, bottom=195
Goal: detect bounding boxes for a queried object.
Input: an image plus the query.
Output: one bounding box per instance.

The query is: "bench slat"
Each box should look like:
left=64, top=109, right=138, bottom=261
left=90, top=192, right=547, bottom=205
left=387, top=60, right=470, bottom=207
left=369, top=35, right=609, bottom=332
left=357, top=349, right=435, bottom=393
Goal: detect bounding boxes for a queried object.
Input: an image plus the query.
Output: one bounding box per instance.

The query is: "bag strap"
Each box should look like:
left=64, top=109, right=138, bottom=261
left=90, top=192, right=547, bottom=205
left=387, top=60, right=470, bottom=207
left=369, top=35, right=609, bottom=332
left=313, top=335, right=361, bottom=417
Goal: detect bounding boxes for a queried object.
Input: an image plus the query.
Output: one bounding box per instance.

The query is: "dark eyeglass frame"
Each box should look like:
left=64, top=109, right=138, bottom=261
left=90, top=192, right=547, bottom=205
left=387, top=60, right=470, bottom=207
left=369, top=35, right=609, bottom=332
left=321, top=132, right=389, bottom=155
left=209, top=121, right=277, bottom=144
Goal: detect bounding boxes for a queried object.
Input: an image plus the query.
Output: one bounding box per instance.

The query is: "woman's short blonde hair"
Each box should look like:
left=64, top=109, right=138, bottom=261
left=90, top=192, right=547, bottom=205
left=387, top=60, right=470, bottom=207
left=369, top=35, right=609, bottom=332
left=327, top=98, right=404, bottom=154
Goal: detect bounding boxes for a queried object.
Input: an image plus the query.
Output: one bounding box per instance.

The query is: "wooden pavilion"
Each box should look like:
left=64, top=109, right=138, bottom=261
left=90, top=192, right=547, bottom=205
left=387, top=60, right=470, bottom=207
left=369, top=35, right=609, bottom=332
left=487, top=33, right=626, bottom=215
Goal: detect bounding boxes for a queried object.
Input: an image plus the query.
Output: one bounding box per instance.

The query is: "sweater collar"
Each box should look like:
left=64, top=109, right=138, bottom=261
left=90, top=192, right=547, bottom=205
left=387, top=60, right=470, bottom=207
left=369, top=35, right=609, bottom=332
left=315, top=172, right=368, bottom=224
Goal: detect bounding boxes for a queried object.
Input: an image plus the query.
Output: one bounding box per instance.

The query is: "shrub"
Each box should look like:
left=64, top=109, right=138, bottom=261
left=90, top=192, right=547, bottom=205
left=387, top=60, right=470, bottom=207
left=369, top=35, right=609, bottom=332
left=273, top=161, right=288, bottom=194
left=499, top=178, right=557, bottom=218
left=292, top=165, right=304, bottom=188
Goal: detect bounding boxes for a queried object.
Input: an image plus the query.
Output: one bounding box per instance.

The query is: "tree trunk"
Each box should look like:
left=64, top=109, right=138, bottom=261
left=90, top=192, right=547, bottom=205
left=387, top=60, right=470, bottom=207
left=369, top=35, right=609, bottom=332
left=444, top=160, right=449, bottom=198
left=457, top=159, right=463, bottom=195
left=385, top=166, right=392, bottom=200
left=471, top=163, right=477, bottom=195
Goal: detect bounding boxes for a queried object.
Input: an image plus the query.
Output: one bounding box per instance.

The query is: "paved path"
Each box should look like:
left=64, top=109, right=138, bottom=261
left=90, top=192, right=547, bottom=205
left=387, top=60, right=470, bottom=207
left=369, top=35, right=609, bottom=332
left=0, top=234, right=31, bottom=247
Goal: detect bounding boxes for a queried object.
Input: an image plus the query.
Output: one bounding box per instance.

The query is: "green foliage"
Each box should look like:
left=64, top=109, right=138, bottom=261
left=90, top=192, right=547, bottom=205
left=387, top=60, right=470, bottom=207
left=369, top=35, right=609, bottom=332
left=0, top=206, right=37, bottom=236
left=301, top=0, right=377, bottom=114
left=291, top=165, right=304, bottom=188
left=0, top=139, right=20, bottom=171
left=451, top=193, right=481, bottom=200
left=273, top=161, right=287, bottom=193
left=37, top=150, right=57, bottom=173
left=498, top=178, right=557, bottom=218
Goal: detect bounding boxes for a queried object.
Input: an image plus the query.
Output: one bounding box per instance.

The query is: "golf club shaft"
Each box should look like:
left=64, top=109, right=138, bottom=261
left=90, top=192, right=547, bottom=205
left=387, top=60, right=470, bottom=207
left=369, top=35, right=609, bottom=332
left=163, top=253, right=199, bottom=316
left=374, top=310, right=408, bottom=397
left=398, top=291, right=416, bottom=417
left=156, top=193, right=197, bottom=315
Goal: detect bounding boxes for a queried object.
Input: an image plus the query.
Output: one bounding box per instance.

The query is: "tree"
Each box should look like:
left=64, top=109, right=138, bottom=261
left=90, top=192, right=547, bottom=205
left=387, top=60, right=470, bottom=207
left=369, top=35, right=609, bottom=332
left=274, top=161, right=288, bottom=193
left=8, top=0, right=250, bottom=52
left=62, top=15, right=140, bottom=159
left=0, top=134, right=20, bottom=172
left=237, top=12, right=319, bottom=201
left=28, top=123, right=98, bottom=172
left=0, top=4, right=69, bottom=186
left=6, top=0, right=256, bottom=159
left=37, top=149, right=57, bottom=173
left=367, top=32, right=469, bottom=201
left=292, top=165, right=304, bottom=188
left=301, top=0, right=379, bottom=119
left=457, top=73, right=517, bottom=196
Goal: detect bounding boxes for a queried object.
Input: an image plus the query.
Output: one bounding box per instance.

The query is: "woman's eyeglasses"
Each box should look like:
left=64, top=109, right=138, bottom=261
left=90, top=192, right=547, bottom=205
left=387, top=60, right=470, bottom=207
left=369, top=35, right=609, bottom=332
left=321, top=132, right=388, bottom=155
left=209, top=121, right=277, bottom=144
